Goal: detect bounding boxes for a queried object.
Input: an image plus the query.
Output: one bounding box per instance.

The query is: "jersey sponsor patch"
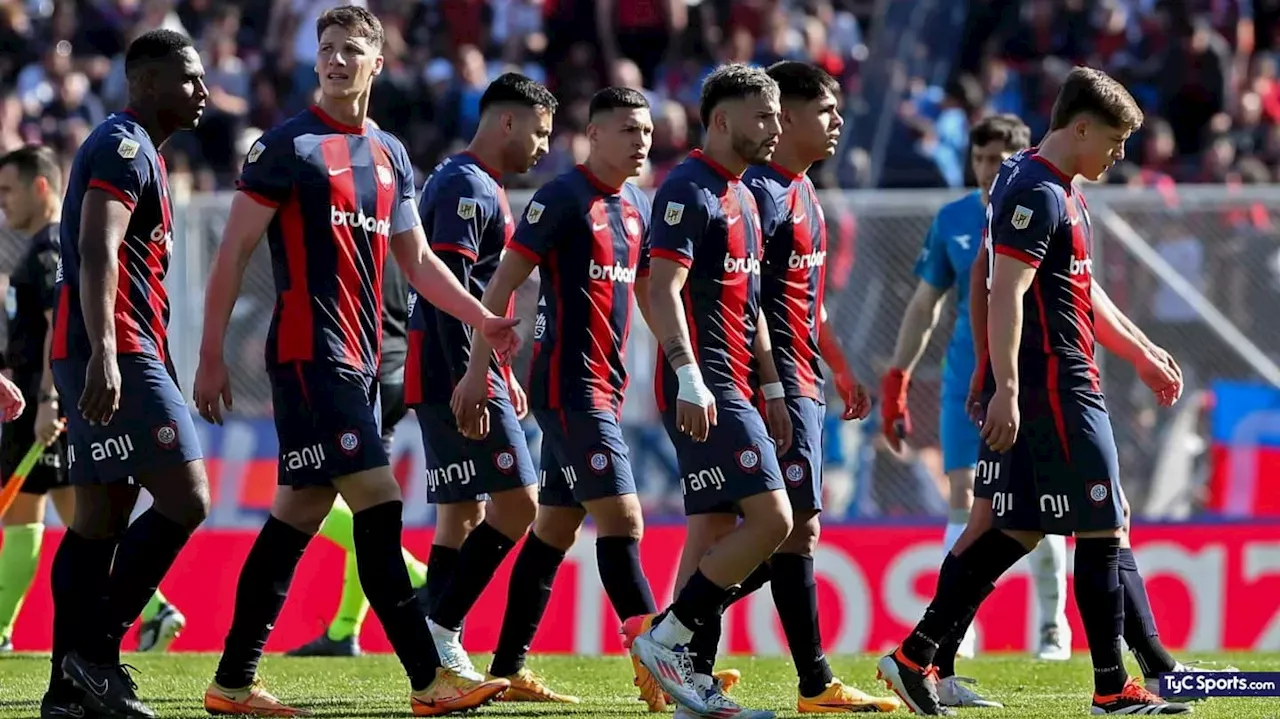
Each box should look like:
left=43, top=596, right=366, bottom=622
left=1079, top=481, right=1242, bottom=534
left=1011, top=204, right=1033, bottom=230
left=457, top=197, right=478, bottom=220
left=664, top=201, right=685, bottom=226
left=246, top=141, right=265, bottom=164
left=117, top=138, right=140, bottom=159
left=526, top=201, right=545, bottom=224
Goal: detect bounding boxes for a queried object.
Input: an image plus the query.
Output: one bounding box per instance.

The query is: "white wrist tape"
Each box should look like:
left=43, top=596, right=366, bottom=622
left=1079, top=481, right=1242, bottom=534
left=762, top=382, right=785, bottom=401
left=675, top=364, right=715, bottom=408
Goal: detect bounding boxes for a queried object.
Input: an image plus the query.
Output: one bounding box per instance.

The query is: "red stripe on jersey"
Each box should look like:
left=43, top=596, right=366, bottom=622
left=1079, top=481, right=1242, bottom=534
left=617, top=201, right=643, bottom=416
left=547, top=248, right=565, bottom=409
left=505, top=241, right=540, bottom=264
left=147, top=155, right=173, bottom=362
left=404, top=328, right=424, bottom=404
left=785, top=185, right=820, bottom=399
left=88, top=179, right=135, bottom=211
left=720, top=188, right=753, bottom=400
left=240, top=189, right=280, bottom=208
left=993, top=244, right=1041, bottom=268
left=369, top=140, right=396, bottom=367
left=319, top=136, right=365, bottom=371
left=1066, top=196, right=1101, bottom=391
left=433, top=244, right=479, bottom=261
left=586, top=199, right=616, bottom=410
left=277, top=189, right=314, bottom=363
left=650, top=248, right=692, bottom=267
left=1032, top=278, right=1070, bottom=460
left=114, top=243, right=144, bottom=355
left=51, top=285, right=70, bottom=360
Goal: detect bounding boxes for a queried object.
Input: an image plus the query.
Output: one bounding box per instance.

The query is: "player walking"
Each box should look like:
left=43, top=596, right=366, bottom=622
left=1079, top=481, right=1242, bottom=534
left=625, top=64, right=793, bottom=718
left=41, top=29, right=212, bottom=719
left=0, top=145, right=189, bottom=658
left=876, top=67, right=1190, bottom=716
left=405, top=72, right=553, bottom=687
left=195, top=7, right=513, bottom=715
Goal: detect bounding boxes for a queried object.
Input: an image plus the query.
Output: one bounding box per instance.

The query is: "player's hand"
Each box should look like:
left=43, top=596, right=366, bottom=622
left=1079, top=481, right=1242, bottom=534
left=480, top=315, right=522, bottom=367
left=675, top=399, right=717, bottom=443
left=34, top=398, right=64, bottom=445
left=764, top=397, right=793, bottom=456
left=80, top=350, right=121, bottom=426
left=980, top=386, right=1020, bottom=453
left=966, top=368, right=986, bottom=425
left=835, top=371, right=871, bottom=420
left=508, top=376, right=528, bottom=420
left=879, top=369, right=911, bottom=453
left=451, top=367, right=491, bottom=440
left=193, top=354, right=234, bottom=425
left=0, top=374, right=25, bottom=422
left=1136, top=346, right=1182, bottom=408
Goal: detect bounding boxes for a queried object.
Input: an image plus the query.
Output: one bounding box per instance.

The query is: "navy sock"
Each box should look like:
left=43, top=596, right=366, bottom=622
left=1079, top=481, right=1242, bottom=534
left=725, top=562, right=772, bottom=609
left=215, top=516, right=311, bottom=689
left=431, top=521, right=517, bottom=631
left=596, top=536, right=656, bottom=621
left=1074, top=538, right=1128, bottom=696
left=421, top=544, right=459, bottom=616
left=1119, top=548, right=1177, bottom=677
left=353, top=501, right=440, bottom=691
left=932, top=581, right=995, bottom=678
left=770, top=554, right=833, bottom=697
left=490, top=533, right=565, bottom=678
left=902, top=531, right=1028, bottom=668
left=50, top=530, right=117, bottom=689
left=671, top=570, right=731, bottom=631
left=689, top=614, right=722, bottom=675
left=98, top=509, right=193, bottom=664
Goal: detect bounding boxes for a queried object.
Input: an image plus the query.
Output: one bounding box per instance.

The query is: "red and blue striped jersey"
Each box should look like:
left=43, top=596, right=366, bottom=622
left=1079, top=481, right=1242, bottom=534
left=238, top=106, right=419, bottom=378
left=649, top=149, right=764, bottom=410
left=404, top=152, right=513, bottom=405
left=506, top=165, right=651, bottom=414
left=746, top=163, right=827, bottom=402
left=52, top=111, right=175, bottom=363
left=985, top=148, right=1100, bottom=393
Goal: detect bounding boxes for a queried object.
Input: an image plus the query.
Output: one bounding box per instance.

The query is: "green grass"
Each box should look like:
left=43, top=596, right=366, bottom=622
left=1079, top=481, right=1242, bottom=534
left=1, top=653, right=1278, bottom=718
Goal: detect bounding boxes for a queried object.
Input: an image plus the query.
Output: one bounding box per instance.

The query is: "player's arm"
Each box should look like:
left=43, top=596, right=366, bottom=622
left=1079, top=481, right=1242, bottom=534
left=965, top=238, right=991, bottom=422
left=754, top=308, right=793, bottom=453
left=635, top=198, right=655, bottom=329
left=1093, top=282, right=1182, bottom=405
left=34, top=251, right=62, bottom=439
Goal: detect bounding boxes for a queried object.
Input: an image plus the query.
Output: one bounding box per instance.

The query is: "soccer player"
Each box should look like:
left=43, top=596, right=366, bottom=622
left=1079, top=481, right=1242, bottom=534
left=876, top=67, right=1190, bottom=716
left=405, top=72, right=552, bottom=686
left=451, top=85, right=667, bottom=706
left=625, top=63, right=793, bottom=717
left=194, top=7, right=513, bottom=715
left=0, top=145, right=190, bottom=657
left=288, top=258, right=430, bottom=658
left=40, top=29, right=212, bottom=719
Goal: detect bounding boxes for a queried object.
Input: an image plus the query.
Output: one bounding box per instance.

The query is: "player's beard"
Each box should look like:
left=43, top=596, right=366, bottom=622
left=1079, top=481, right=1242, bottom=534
left=732, top=133, right=773, bottom=165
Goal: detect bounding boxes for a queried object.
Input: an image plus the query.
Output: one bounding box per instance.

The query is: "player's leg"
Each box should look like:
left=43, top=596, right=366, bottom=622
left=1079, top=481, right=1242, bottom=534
left=938, top=398, right=980, bottom=659
left=1028, top=531, right=1069, bottom=660
left=0, top=493, right=46, bottom=651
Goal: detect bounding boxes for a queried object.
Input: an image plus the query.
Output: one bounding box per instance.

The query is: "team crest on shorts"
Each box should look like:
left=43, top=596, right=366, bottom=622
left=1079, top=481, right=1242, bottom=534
left=735, top=447, right=761, bottom=473
left=1087, top=481, right=1110, bottom=506
left=494, top=449, right=516, bottom=474
left=783, top=460, right=806, bottom=486
left=588, top=450, right=610, bottom=474
left=153, top=422, right=178, bottom=450
left=337, top=430, right=361, bottom=456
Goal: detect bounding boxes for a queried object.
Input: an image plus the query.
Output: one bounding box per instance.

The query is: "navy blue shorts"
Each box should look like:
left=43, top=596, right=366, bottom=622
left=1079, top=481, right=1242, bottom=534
left=981, top=390, right=1125, bottom=536
left=271, top=363, right=388, bottom=487
left=415, top=398, right=536, bottom=504
left=777, top=397, right=824, bottom=512
left=53, top=354, right=202, bottom=485
left=663, top=396, right=784, bottom=516
left=534, top=409, right=637, bottom=508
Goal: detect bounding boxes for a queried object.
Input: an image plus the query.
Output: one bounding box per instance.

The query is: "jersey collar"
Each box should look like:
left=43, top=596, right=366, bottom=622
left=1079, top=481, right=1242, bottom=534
left=768, top=161, right=804, bottom=182
left=576, top=164, right=623, bottom=194
left=462, top=151, right=503, bottom=181
left=1029, top=148, right=1073, bottom=186
left=690, top=148, right=742, bottom=182
left=309, top=105, right=366, bottom=135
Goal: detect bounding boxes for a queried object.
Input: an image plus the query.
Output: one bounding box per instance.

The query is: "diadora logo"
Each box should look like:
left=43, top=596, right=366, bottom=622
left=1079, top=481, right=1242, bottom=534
left=283, top=443, right=326, bottom=471
left=723, top=255, right=761, bottom=275
left=91, top=434, right=134, bottom=462
left=787, top=250, right=826, bottom=270
left=330, top=206, right=391, bottom=236
left=1069, top=256, right=1093, bottom=276
left=588, top=259, right=637, bottom=283
left=427, top=460, right=477, bottom=492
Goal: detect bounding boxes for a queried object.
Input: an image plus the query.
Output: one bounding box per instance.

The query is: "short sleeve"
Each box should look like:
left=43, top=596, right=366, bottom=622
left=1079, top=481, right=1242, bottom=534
left=424, top=172, right=490, bottom=261
left=748, top=177, right=786, bottom=240
left=87, top=131, right=150, bottom=211
left=913, top=214, right=955, bottom=290
left=36, top=249, right=58, bottom=311
left=506, top=182, right=568, bottom=263
left=991, top=184, right=1060, bottom=269
left=635, top=189, right=652, bottom=277
left=649, top=180, right=710, bottom=268
left=237, top=130, right=295, bottom=208
left=388, top=138, right=420, bottom=235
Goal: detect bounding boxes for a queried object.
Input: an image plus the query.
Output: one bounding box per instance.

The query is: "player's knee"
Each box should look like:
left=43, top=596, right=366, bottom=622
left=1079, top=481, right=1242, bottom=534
left=778, top=509, right=820, bottom=556
left=587, top=494, right=644, bottom=541
left=488, top=487, right=537, bottom=540
left=742, top=494, right=794, bottom=550
left=533, top=506, right=585, bottom=551
left=1001, top=528, right=1045, bottom=550
left=272, top=487, right=339, bottom=535
left=947, top=469, right=975, bottom=509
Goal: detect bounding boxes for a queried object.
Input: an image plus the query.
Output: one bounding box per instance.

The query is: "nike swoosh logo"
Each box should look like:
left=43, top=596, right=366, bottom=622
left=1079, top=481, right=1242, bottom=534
left=328, top=168, right=349, bottom=176
left=792, top=213, right=805, bottom=223
left=53, top=707, right=85, bottom=718
left=592, top=222, right=609, bottom=232
left=85, top=675, right=108, bottom=697
left=726, top=215, right=741, bottom=225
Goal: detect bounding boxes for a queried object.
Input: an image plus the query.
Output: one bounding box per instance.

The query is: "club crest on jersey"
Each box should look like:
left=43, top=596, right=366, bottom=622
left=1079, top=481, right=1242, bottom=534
left=153, top=422, right=178, bottom=450
left=664, top=202, right=685, bottom=226
left=736, top=447, right=761, bottom=473
left=457, top=197, right=478, bottom=220
left=588, top=450, right=610, bottom=474
left=624, top=216, right=641, bottom=237
left=494, top=449, right=516, bottom=474
left=337, top=430, right=361, bottom=456
left=376, top=165, right=394, bottom=188
left=1088, top=481, right=1110, bottom=506
left=246, top=141, right=265, bottom=164
left=526, top=201, right=545, bottom=224
left=783, top=460, right=806, bottom=486
left=1011, top=204, right=1034, bottom=230
left=117, top=138, right=140, bottom=159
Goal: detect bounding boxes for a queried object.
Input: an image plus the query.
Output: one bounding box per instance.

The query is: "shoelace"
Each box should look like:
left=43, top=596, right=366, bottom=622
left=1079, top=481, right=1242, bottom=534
left=1122, top=681, right=1163, bottom=703
left=115, top=664, right=141, bottom=692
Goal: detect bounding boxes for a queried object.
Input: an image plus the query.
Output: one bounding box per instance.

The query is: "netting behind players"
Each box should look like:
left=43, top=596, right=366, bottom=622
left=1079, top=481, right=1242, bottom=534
left=166, top=185, right=1280, bottom=521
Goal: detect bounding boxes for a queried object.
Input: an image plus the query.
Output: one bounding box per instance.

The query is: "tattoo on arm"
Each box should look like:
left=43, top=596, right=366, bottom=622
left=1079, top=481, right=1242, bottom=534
left=663, top=334, right=694, bottom=367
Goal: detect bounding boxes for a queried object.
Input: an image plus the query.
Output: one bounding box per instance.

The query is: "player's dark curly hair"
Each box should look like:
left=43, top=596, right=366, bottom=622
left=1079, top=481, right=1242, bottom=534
left=969, top=114, right=1031, bottom=151
left=480, top=73, right=559, bottom=115
left=124, top=29, right=193, bottom=80
left=1049, top=67, right=1144, bottom=132
left=316, top=5, right=385, bottom=48
left=0, top=144, right=61, bottom=193
left=699, top=64, right=780, bottom=128
left=589, top=87, right=649, bottom=118
left=766, top=61, right=839, bottom=102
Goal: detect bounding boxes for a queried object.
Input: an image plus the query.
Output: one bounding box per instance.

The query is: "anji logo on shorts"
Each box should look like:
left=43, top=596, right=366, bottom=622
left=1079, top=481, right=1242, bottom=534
left=787, top=250, right=826, bottom=270
left=331, top=206, right=391, bottom=237
left=1069, top=256, right=1093, bottom=276
left=588, top=259, right=637, bottom=283
left=723, top=255, right=761, bottom=275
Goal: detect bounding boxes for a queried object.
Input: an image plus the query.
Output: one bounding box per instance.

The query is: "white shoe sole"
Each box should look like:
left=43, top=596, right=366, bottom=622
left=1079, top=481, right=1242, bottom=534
left=875, top=655, right=927, bottom=715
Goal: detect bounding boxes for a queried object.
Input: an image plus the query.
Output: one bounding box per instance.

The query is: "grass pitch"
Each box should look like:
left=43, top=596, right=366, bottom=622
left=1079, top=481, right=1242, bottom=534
left=1, top=652, right=1277, bottom=718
